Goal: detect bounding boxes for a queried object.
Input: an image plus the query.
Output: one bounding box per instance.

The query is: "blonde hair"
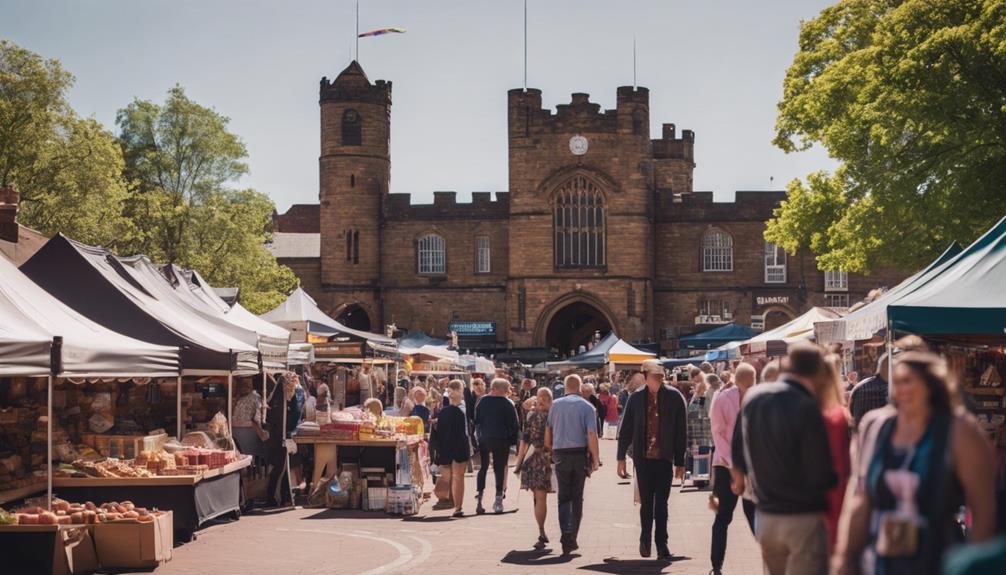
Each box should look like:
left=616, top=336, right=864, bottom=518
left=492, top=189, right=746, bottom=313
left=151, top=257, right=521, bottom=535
left=447, top=387, right=463, bottom=406
left=819, top=354, right=846, bottom=410
left=564, top=373, right=583, bottom=392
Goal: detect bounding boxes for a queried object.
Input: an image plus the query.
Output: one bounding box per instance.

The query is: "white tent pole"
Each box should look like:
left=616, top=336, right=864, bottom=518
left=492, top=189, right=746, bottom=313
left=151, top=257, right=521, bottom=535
left=47, top=374, right=53, bottom=511
left=227, top=373, right=234, bottom=438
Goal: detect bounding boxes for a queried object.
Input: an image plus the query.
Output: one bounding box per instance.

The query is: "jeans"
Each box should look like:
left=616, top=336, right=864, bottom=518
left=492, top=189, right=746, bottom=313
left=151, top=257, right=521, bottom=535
left=755, top=511, right=828, bottom=575
left=476, top=438, right=511, bottom=496
left=554, top=448, right=588, bottom=540
left=636, top=458, right=674, bottom=547
left=711, top=466, right=757, bottom=569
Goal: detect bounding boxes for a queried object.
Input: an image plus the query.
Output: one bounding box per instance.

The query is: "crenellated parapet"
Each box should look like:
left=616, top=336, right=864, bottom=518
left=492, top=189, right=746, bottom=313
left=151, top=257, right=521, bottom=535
left=656, top=190, right=786, bottom=222
left=384, top=191, right=510, bottom=221
left=508, top=86, right=652, bottom=137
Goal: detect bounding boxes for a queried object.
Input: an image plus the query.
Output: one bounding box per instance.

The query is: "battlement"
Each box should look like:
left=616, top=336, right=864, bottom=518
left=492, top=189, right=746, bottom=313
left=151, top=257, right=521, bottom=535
left=656, top=190, right=787, bottom=222
left=274, top=203, right=320, bottom=234
left=320, top=61, right=391, bottom=105
left=652, top=123, right=695, bottom=162
left=508, top=86, right=649, bottom=135
left=384, top=192, right=510, bottom=221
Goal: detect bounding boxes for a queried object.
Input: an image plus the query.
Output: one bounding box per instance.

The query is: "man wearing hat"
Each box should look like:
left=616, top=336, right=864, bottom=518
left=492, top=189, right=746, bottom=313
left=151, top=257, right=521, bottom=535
left=617, top=358, right=688, bottom=561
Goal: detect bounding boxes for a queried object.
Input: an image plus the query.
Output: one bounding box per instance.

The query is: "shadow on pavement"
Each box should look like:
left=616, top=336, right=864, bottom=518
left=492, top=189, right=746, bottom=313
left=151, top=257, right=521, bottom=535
left=578, top=556, right=691, bottom=574
left=501, top=548, right=578, bottom=566
left=300, top=509, right=390, bottom=520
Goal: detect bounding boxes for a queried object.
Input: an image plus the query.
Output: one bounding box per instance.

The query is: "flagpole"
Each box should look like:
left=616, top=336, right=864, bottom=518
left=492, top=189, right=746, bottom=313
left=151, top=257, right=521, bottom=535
left=523, top=0, right=528, bottom=90
left=633, top=35, right=637, bottom=89
left=356, top=1, right=360, bottom=61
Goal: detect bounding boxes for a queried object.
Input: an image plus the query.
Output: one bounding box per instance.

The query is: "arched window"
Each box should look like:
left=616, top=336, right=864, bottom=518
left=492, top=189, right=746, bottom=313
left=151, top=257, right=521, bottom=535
left=554, top=176, right=606, bottom=268
left=702, top=229, right=733, bottom=272
left=342, top=109, right=361, bottom=146
left=417, top=234, right=445, bottom=274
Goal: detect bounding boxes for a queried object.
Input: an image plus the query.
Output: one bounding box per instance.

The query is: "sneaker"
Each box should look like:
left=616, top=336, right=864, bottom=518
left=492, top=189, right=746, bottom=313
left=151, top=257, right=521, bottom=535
left=493, top=495, right=504, bottom=514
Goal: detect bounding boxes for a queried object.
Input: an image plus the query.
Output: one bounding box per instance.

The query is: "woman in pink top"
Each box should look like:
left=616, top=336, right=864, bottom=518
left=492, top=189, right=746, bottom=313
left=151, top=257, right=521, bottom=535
left=817, top=353, right=852, bottom=548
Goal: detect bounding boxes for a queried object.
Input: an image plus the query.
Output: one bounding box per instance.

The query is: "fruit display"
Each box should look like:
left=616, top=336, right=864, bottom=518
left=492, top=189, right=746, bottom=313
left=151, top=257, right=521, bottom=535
left=7, top=498, right=162, bottom=525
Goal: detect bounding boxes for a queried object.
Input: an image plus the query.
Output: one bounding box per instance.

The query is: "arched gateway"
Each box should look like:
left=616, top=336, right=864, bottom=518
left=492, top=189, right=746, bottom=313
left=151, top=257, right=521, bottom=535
left=535, top=295, right=616, bottom=359
left=334, top=303, right=372, bottom=332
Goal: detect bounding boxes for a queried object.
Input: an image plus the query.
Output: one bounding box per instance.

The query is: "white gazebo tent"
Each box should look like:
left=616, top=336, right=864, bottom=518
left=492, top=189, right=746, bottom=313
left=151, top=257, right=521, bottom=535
left=743, top=307, right=846, bottom=356
left=0, top=255, right=179, bottom=507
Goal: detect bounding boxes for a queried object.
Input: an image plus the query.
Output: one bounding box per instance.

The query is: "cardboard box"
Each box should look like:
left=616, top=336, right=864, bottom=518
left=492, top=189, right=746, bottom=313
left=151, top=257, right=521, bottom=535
left=60, top=527, right=99, bottom=575
left=94, top=511, right=173, bottom=568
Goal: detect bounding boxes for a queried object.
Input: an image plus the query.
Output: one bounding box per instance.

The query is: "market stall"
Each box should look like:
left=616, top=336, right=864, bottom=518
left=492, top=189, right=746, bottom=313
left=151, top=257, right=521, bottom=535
left=20, top=235, right=259, bottom=539
left=676, top=323, right=757, bottom=355
left=742, top=306, right=845, bottom=357
left=0, top=254, right=181, bottom=570
left=546, top=332, right=656, bottom=371
left=886, top=218, right=1006, bottom=445
left=294, top=411, right=429, bottom=515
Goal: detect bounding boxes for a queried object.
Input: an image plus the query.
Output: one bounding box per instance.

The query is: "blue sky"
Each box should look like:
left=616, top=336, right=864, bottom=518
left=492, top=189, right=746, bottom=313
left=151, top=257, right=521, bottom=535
left=3, top=0, right=836, bottom=211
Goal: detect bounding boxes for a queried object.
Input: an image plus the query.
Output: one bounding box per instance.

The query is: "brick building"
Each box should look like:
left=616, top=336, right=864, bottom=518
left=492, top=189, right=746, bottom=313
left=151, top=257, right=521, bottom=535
left=271, top=61, right=903, bottom=359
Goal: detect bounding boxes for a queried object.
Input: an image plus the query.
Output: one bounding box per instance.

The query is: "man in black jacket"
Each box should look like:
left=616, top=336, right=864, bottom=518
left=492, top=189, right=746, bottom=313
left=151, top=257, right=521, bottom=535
left=731, top=343, right=837, bottom=575
left=617, top=359, right=687, bottom=561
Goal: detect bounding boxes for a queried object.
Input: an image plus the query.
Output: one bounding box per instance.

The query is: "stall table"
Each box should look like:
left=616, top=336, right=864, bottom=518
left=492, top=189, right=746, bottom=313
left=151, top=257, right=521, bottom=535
left=294, top=436, right=400, bottom=488
left=52, top=456, right=251, bottom=542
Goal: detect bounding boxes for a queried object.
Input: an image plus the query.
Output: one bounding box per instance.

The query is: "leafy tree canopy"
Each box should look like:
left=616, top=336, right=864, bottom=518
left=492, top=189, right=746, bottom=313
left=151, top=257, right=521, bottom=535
left=0, top=39, right=132, bottom=246
left=117, top=86, right=296, bottom=313
left=0, top=40, right=295, bottom=313
left=769, top=0, right=1006, bottom=272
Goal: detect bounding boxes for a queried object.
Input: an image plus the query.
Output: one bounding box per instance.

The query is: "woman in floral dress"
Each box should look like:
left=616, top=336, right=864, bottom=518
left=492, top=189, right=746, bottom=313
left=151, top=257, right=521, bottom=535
left=514, top=387, right=554, bottom=545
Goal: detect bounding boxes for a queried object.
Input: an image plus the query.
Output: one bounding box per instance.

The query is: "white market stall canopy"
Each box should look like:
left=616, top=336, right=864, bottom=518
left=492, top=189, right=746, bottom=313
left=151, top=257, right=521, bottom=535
left=260, top=288, right=395, bottom=345
left=546, top=332, right=655, bottom=370
left=0, top=254, right=179, bottom=378
left=744, top=307, right=845, bottom=355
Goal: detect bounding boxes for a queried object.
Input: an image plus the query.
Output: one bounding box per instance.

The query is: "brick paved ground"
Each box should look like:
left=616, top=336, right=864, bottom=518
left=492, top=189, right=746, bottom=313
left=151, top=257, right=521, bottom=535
left=122, top=440, right=763, bottom=575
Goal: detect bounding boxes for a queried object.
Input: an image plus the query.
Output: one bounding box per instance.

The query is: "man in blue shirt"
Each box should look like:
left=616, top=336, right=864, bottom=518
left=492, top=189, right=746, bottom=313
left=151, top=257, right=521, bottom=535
left=545, top=374, right=600, bottom=555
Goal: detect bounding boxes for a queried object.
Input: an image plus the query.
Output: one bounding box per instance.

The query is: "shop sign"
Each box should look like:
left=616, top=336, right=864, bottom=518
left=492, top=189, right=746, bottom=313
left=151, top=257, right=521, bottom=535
left=448, top=321, right=497, bottom=338
left=756, top=296, right=790, bottom=306
left=314, top=341, right=364, bottom=358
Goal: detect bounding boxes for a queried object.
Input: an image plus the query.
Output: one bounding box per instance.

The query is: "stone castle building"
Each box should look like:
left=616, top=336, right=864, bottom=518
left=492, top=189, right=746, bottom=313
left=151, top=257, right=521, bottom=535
left=270, top=61, right=902, bottom=359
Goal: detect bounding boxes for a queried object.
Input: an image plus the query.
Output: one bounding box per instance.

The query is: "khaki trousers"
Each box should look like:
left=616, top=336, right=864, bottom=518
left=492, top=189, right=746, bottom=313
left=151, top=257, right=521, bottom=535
left=755, top=510, right=828, bottom=575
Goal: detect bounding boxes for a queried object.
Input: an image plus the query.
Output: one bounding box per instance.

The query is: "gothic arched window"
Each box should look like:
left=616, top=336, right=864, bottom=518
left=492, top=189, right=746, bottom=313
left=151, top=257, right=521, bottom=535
left=342, top=109, right=362, bottom=146
left=702, top=229, right=733, bottom=272
left=553, top=176, right=606, bottom=268
left=417, top=234, right=446, bottom=274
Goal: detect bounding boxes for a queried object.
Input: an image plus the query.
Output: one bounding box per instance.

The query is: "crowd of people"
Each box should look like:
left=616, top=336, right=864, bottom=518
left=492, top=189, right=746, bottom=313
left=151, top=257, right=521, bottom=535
left=422, top=340, right=1002, bottom=575
left=229, top=343, right=1003, bottom=574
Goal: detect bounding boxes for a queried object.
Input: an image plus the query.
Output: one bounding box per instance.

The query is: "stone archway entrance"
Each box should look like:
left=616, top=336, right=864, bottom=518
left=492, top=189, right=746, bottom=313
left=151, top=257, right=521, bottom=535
left=542, top=300, right=613, bottom=359
left=763, top=307, right=796, bottom=331
left=335, top=304, right=372, bottom=332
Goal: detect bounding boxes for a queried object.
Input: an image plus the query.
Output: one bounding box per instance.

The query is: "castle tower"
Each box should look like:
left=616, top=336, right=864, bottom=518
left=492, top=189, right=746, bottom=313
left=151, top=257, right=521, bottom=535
left=318, top=61, right=391, bottom=328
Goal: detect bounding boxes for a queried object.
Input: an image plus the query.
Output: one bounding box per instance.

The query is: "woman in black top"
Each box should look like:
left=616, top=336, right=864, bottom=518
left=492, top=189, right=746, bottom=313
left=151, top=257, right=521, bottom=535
left=432, top=386, right=471, bottom=518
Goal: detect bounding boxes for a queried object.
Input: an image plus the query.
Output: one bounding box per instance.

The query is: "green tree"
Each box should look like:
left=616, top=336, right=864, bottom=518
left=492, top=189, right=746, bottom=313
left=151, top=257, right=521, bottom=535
left=770, top=0, right=1006, bottom=272
left=117, top=86, right=296, bottom=313
left=0, top=39, right=131, bottom=245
